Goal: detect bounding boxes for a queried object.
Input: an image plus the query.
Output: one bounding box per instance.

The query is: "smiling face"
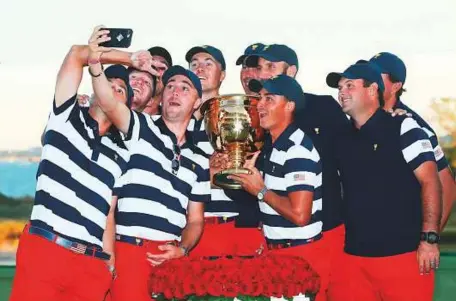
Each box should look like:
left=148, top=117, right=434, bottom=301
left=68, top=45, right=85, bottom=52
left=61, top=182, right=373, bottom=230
left=161, top=74, right=201, bottom=122
left=337, top=77, right=380, bottom=118
left=189, top=52, right=225, bottom=97
left=128, top=70, right=154, bottom=111
left=256, top=57, right=297, bottom=80
left=256, top=89, right=293, bottom=132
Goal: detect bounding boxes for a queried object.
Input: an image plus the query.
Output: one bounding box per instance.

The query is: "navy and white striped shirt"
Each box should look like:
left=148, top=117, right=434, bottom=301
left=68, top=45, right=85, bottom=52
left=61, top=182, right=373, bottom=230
left=258, top=124, right=323, bottom=243
left=115, top=112, right=211, bottom=241
left=187, top=117, right=238, bottom=218
left=400, top=118, right=435, bottom=170
left=32, top=95, right=130, bottom=248
left=395, top=100, right=449, bottom=171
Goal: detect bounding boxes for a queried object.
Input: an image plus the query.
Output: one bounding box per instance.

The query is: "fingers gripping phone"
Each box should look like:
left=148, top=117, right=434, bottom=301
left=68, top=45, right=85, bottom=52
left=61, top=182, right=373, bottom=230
left=100, top=28, right=133, bottom=48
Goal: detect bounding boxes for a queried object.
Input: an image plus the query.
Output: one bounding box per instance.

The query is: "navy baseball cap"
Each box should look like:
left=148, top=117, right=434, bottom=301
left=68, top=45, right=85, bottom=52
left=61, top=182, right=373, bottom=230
left=366, top=52, right=406, bottom=84
left=185, top=45, right=226, bottom=71
left=245, top=44, right=299, bottom=70
left=235, top=43, right=265, bottom=66
left=326, top=63, right=385, bottom=92
left=162, top=65, right=202, bottom=98
left=249, top=75, right=306, bottom=110
left=104, top=64, right=134, bottom=108
left=148, top=46, right=173, bottom=66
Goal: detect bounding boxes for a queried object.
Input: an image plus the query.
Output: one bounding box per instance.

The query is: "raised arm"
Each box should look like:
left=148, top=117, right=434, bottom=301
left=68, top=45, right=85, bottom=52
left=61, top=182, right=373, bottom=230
left=54, top=45, right=86, bottom=108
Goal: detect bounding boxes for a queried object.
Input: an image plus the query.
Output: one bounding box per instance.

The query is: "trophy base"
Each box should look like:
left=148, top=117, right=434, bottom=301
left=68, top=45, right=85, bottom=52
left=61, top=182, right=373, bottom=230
left=214, top=168, right=251, bottom=190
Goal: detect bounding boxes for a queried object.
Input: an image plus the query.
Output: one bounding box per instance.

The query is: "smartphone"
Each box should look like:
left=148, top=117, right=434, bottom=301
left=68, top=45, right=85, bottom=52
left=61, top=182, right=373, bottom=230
left=99, top=28, right=133, bottom=48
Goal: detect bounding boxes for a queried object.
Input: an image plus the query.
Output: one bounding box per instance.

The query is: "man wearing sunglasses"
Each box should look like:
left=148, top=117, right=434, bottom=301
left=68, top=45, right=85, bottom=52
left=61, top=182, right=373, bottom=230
left=87, top=27, right=210, bottom=301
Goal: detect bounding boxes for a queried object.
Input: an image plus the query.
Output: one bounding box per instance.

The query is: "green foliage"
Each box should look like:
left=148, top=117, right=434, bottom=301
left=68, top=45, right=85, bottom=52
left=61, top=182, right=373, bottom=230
left=0, top=193, right=33, bottom=219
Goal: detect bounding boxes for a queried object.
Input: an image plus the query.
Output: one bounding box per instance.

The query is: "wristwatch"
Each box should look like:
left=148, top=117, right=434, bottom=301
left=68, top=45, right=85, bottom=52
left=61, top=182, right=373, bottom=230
left=257, top=186, right=268, bottom=202
left=420, top=231, right=440, bottom=244
left=178, top=243, right=189, bottom=256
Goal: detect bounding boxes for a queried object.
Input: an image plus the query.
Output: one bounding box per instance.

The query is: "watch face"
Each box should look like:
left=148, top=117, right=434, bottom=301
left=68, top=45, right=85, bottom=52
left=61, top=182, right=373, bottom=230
left=428, top=232, right=439, bottom=244
left=421, top=232, right=440, bottom=244
left=258, top=192, right=264, bottom=200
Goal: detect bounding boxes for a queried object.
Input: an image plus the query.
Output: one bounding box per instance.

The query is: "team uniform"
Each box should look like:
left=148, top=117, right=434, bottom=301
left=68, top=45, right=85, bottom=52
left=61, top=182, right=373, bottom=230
left=295, top=93, right=349, bottom=290
left=329, top=110, right=436, bottom=301
left=111, top=112, right=211, bottom=301
left=258, top=124, right=329, bottom=301
left=187, top=117, right=266, bottom=257
left=10, top=95, right=130, bottom=301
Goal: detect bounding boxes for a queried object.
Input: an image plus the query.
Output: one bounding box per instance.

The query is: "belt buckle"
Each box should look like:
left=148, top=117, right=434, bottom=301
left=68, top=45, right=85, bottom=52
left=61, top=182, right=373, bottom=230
left=69, top=242, right=88, bottom=255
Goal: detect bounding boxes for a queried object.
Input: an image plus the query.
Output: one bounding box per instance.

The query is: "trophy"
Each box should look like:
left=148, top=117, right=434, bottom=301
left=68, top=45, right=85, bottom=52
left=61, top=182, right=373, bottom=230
left=200, top=94, right=264, bottom=189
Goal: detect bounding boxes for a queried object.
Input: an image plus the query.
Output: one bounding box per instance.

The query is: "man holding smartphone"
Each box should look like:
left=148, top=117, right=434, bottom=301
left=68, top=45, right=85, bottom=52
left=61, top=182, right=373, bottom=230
left=74, top=45, right=172, bottom=115
left=9, top=31, right=134, bottom=301
left=86, top=26, right=211, bottom=301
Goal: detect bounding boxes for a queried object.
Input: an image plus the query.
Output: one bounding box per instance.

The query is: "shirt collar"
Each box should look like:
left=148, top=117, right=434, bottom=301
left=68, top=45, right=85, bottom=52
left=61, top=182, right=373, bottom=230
left=154, top=116, right=196, bottom=149
left=264, top=123, right=299, bottom=150
left=350, top=108, right=386, bottom=134
left=81, top=107, right=127, bottom=149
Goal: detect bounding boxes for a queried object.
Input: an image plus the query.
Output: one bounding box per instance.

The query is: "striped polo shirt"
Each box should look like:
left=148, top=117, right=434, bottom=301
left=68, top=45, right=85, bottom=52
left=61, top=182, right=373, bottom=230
left=258, top=124, right=323, bottom=244
left=115, top=112, right=211, bottom=241
left=31, top=95, right=130, bottom=248
left=394, top=100, right=449, bottom=171
left=187, top=117, right=238, bottom=218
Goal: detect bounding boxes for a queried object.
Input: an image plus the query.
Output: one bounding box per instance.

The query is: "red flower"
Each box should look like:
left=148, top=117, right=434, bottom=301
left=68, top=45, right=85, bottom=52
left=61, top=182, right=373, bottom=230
left=149, top=253, right=320, bottom=299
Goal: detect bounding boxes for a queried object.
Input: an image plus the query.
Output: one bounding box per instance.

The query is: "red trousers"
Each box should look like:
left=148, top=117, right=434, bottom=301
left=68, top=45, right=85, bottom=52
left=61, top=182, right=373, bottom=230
left=110, top=240, right=170, bottom=301
left=10, top=226, right=112, bottom=301
left=327, top=251, right=434, bottom=301
left=325, top=225, right=345, bottom=296
left=190, top=221, right=266, bottom=257
left=270, top=236, right=330, bottom=301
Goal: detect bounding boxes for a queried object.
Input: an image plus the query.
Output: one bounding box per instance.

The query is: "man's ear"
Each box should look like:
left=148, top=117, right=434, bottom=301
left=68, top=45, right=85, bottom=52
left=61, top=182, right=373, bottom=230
left=195, top=98, right=202, bottom=110
left=369, top=83, right=379, bottom=97
left=286, top=100, right=296, bottom=113
left=391, top=81, right=403, bottom=94
left=220, top=71, right=226, bottom=83
left=286, top=65, right=298, bottom=78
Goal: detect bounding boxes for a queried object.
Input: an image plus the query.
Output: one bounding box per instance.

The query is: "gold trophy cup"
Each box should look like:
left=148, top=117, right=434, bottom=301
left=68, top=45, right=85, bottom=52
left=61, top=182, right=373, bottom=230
left=200, top=94, right=264, bottom=189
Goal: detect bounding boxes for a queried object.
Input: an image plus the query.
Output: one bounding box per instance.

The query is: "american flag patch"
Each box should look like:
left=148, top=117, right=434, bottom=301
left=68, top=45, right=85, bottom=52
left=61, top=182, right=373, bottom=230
left=293, top=174, right=306, bottom=181
left=69, top=243, right=87, bottom=254
left=421, top=141, right=432, bottom=150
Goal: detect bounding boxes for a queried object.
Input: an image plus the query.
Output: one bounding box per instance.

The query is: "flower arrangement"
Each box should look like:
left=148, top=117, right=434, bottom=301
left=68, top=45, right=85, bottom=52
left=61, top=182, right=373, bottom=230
left=149, top=253, right=319, bottom=301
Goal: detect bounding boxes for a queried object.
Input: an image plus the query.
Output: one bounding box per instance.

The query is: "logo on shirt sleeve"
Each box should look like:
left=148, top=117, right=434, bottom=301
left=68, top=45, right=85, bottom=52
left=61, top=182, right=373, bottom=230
left=421, top=141, right=432, bottom=151
left=293, top=174, right=306, bottom=181
left=434, top=147, right=443, bottom=159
